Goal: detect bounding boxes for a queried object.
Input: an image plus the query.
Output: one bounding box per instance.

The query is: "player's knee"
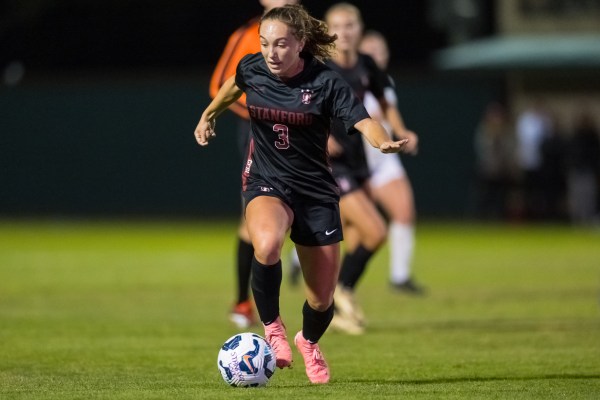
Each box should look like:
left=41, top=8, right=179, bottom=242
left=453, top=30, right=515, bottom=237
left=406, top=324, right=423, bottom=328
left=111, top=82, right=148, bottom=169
left=364, top=225, right=387, bottom=250
left=306, top=297, right=333, bottom=312
left=253, top=239, right=283, bottom=265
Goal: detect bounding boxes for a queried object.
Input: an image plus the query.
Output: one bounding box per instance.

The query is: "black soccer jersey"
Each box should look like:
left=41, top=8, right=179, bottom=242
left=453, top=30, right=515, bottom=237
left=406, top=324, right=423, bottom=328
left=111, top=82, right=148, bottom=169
left=325, top=54, right=388, bottom=178
left=235, top=52, right=370, bottom=203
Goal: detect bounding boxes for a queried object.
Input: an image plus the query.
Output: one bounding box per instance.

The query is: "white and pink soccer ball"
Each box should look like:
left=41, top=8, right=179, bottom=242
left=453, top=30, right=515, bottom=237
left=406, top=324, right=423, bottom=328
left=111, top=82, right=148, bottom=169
left=217, top=332, right=276, bottom=387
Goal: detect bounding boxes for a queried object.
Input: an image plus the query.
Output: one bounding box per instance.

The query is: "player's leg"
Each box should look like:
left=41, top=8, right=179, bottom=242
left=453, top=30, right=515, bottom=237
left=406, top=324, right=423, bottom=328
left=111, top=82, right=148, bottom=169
left=230, top=215, right=257, bottom=328
left=371, top=175, right=425, bottom=295
left=289, top=203, right=358, bottom=289
left=245, top=195, right=294, bottom=368
left=372, top=175, right=414, bottom=224
left=297, top=243, right=339, bottom=324
left=338, top=188, right=386, bottom=290
left=231, top=120, right=258, bottom=327
left=331, top=189, right=386, bottom=333
left=288, top=245, right=302, bottom=287
left=294, top=243, right=339, bottom=384
left=328, top=222, right=363, bottom=334
left=341, top=220, right=360, bottom=253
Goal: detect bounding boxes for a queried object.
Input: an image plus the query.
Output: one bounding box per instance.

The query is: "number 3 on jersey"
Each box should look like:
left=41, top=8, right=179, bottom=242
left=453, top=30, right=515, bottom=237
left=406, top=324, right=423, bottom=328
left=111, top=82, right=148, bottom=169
left=273, top=124, right=289, bottom=150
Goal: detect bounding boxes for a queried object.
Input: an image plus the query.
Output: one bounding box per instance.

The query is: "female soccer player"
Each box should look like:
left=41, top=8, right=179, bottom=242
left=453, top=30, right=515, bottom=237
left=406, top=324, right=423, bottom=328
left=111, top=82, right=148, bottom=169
left=359, top=30, right=425, bottom=295
left=195, top=4, right=408, bottom=384
left=323, top=3, right=419, bottom=334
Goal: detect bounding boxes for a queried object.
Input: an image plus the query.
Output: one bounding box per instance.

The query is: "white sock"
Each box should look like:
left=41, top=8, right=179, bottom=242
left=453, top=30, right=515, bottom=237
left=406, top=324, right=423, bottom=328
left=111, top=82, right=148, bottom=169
left=389, top=222, right=414, bottom=284
left=291, top=246, right=300, bottom=267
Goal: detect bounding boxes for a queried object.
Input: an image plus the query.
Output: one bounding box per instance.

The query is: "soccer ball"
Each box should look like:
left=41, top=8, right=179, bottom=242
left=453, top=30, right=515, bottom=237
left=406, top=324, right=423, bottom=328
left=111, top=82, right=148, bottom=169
left=217, top=332, right=276, bottom=387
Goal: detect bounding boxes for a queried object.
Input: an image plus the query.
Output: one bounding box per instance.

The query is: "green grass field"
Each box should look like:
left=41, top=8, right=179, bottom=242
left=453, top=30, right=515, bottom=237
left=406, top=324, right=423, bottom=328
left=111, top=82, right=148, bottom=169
left=1, top=220, right=599, bottom=399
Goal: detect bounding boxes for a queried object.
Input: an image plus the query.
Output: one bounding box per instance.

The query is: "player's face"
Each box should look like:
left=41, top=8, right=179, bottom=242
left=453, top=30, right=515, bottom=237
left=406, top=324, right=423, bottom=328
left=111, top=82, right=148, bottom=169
left=359, top=36, right=389, bottom=70
left=260, top=19, right=305, bottom=79
left=326, top=10, right=362, bottom=53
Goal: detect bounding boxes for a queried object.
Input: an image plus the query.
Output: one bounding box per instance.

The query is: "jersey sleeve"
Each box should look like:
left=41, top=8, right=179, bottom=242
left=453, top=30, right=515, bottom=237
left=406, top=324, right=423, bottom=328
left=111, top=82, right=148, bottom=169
left=329, top=73, right=371, bottom=134
left=208, top=18, right=260, bottom=119
left=234, top=53, right=256, bottom=93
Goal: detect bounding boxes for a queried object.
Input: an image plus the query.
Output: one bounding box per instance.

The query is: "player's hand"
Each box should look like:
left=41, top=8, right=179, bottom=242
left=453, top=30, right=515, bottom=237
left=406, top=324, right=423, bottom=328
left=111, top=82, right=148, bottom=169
left=194, top=117, right=216, bottom=146
left=399, top=130, right=419, bottom=155
left=379, top=139, right=409, bottom=154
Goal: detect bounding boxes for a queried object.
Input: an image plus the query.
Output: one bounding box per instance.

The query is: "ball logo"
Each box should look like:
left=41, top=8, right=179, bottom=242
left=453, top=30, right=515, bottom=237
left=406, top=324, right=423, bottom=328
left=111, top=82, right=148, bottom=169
left=300, top=89, right=313, bottom=105
left=242, top=355, right=256, bottom=373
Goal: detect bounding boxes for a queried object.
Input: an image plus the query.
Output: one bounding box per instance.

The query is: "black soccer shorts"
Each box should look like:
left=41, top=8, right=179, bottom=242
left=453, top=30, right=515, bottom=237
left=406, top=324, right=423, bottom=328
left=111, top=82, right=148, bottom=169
left=242, top=180, right=343, bottom=247
left=331, top=163, right=369, bottom=197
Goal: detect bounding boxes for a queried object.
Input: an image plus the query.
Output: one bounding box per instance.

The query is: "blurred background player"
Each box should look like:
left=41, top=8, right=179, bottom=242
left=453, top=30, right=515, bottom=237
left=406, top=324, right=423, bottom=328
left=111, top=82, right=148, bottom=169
left=565, top=108, right=600, bottom=225
left=358, top=30, right=425, bottom=295
left=209, top=0, right=299, bottom=329
left=473, top=101, right=518, bottom=220
left=324, top=3, right=418, bottom=334
left=514, top=100, right=552, bottom=221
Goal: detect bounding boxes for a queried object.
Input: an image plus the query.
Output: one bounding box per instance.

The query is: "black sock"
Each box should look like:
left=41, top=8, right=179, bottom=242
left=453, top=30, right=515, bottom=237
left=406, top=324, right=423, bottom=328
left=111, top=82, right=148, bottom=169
left=302, top=301, right=334, bottom=343
left=251, top=257, right=282, bottom=325
left=338, top=245, right=374, bottom=289
left=236, top=238, right=254, bottom=304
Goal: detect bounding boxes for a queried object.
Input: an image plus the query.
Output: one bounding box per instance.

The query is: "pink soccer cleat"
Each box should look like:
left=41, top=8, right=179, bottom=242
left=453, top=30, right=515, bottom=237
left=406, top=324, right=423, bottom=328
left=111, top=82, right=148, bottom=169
left=264, top=316, right=293, bottom=368
left=294, top=331, right=330, bottom=384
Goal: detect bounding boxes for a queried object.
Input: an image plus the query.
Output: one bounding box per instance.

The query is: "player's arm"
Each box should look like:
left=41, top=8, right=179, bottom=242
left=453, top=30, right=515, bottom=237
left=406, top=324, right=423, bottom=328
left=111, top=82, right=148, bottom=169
left=354, top=118, right=409, bottom=154
left=381, top=101, right=419, bottom=155
left=209, top=21, right=257, bottom=119
left=195, top=76, right=243, bottom=146
left=367, top=55, right=420, bottom=155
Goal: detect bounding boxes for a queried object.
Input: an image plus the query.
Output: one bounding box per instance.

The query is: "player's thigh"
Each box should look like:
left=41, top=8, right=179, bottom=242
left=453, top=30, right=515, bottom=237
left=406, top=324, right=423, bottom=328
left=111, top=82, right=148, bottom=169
left=245, top=196, right=293, bottom=263
left=237, top=194, right=251, bottom=242
left=339, top=189, right=386, bottom=249
left=237, top=215, right=251, bottom=242
left=372, top=177, right=415, bottom=224
left=296, top=243, right=340, bottom=311
left=342, top=224, right=360, bottom=253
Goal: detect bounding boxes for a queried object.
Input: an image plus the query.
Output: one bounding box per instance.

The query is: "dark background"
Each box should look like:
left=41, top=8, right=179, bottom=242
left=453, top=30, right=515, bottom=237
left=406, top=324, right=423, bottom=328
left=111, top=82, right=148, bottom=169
left=1, top=1, right=501, bottom=219
left=1, top=0, right=496, bottom=70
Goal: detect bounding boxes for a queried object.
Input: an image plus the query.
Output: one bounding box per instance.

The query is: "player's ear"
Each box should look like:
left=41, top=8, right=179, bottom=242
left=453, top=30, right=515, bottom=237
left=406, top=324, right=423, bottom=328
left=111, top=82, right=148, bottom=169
left=298, top=38, right=306, bottom=53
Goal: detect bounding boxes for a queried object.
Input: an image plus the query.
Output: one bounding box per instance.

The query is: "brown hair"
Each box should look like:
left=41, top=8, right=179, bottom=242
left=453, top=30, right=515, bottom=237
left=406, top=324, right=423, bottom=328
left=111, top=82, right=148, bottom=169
left=261, top=4, right=337, bottom=61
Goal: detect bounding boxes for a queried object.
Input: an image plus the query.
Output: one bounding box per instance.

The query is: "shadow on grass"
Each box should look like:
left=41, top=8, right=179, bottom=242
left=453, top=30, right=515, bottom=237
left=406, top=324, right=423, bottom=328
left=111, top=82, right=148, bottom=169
left=368, top=318, right=600, bottom=334
left=337, top=373, right=600, bottom=385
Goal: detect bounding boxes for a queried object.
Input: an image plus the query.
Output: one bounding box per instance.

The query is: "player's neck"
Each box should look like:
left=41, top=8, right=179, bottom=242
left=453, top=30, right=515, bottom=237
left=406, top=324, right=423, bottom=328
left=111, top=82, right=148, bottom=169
left=280, top=57, right=305, bottom=81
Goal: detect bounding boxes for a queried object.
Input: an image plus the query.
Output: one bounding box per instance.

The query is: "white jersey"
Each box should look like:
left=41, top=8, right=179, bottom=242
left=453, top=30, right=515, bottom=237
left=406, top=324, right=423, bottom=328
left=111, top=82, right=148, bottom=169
left=363, top=88, right=406, bottom=188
